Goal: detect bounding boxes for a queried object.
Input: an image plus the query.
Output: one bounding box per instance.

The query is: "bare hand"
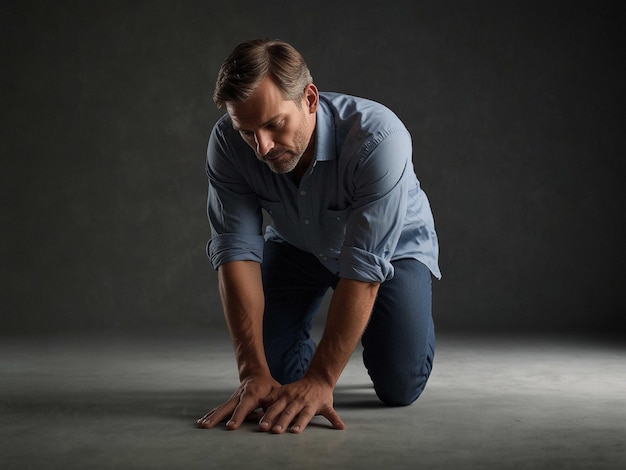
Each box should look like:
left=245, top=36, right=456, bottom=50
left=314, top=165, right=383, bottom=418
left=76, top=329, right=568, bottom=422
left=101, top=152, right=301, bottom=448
left=258, top=377, right=345, bottom=434
left=196, top=374, right=280, bottom=430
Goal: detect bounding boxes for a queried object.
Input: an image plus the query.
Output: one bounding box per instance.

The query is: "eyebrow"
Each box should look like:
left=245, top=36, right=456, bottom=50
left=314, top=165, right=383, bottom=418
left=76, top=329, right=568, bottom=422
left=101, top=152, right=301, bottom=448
left=232, top=114, right=283, bottom=132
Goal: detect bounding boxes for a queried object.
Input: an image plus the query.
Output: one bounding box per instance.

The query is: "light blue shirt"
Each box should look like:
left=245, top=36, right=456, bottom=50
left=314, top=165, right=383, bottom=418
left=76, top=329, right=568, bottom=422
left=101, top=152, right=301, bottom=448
left=206, top=92, right=441, bottom=283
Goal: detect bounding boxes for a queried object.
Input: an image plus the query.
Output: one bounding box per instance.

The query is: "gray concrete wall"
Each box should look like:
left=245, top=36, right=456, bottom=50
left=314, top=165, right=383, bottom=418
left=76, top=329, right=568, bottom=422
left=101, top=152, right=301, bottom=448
left=2, top=0, right=624, bottom=334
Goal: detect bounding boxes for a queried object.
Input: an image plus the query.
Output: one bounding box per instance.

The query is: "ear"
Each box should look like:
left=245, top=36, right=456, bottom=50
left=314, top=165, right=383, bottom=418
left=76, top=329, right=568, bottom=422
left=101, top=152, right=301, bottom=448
left=303, top=83, right=319, bottom=114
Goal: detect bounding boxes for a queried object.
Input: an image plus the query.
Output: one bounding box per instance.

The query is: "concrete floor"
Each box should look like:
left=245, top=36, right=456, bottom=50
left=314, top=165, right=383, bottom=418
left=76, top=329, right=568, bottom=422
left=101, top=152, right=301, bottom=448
left=1, top=330, right=624, bottom=469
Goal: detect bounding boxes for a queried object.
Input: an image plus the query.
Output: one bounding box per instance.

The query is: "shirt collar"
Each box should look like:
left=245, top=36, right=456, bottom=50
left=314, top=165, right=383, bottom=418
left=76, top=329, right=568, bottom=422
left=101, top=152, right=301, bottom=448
left=313, top=96, right=336, bottom=162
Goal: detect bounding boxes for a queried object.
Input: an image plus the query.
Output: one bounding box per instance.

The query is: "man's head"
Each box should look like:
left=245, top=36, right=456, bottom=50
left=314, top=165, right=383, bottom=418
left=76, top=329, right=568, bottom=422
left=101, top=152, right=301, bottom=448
left=214, top=39, right=318, bottom=176
left=213, top=39, right=313, bottom=109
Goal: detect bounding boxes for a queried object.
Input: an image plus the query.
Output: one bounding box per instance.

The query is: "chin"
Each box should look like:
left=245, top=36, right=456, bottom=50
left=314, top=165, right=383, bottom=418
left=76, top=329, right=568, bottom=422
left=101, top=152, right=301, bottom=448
left=267, top=155, right=301, bottom=174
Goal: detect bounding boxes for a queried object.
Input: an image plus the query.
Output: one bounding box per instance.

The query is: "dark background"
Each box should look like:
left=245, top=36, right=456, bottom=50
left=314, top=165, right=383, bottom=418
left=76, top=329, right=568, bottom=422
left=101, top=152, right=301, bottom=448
left=1, top=0, right=624, bottom=336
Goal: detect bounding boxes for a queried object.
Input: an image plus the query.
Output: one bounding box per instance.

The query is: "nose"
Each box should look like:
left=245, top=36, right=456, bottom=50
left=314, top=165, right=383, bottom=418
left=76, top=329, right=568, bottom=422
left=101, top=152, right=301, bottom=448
left=254, top=130, right=274, bottom=156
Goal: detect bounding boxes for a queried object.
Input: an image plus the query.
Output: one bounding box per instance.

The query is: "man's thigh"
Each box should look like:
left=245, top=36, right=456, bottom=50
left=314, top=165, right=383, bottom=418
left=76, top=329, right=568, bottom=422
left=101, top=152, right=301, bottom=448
left=261, top=241, right=337, bottom=383
left=362, top=258, right=435, bottom=405
left=261, top=241, right=336, bottom=325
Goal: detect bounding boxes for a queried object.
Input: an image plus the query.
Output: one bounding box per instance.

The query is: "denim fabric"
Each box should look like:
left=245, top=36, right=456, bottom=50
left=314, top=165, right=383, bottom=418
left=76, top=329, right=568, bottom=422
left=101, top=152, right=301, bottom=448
left=262, top=241, right=435, bottom=406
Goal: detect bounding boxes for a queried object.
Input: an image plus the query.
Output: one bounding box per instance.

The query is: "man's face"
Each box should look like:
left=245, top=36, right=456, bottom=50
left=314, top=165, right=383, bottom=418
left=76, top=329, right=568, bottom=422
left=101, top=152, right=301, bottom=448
left=227, top=76, right=318, bottom=175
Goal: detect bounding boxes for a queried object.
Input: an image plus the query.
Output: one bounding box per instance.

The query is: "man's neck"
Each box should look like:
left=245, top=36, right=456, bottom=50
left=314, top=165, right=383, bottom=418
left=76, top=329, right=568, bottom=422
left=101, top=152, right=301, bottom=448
left=290, top=129, right=316, bottom=185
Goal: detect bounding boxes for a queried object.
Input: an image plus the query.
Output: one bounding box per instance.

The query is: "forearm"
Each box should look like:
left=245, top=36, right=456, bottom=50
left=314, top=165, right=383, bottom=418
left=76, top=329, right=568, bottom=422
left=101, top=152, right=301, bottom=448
left=305, top=277, right=380, bottom=388
left=217, top=260, right=270, bottom=380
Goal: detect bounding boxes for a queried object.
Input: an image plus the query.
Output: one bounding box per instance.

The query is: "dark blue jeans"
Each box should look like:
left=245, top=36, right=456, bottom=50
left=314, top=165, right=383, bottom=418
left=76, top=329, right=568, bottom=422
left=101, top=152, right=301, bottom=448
left=261, top=241, right=435, bottom=406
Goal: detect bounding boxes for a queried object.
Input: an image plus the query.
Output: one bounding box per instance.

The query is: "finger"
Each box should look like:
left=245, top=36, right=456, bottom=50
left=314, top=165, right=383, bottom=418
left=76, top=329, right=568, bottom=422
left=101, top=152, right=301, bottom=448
left=258, top=399, right=287, bottom=432
left=226, top=396, right=260, bottom=430
left=196, top=403, right=232, bottom=429
left=319, top=406, right=346, bottom=431
left=288, top=405, right=316, bottom=434
left=245, top=408, right=264, bottom=422
left=196, top=411, right=213, bottom=428
left=269, top=403, right=302, bottom=434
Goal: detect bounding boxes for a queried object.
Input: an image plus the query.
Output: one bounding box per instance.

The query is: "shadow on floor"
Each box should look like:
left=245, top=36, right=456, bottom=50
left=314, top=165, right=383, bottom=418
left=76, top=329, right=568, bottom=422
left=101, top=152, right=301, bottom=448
left=3, top=388, right=232, bottom=423
left=333, top=383, right=383, bottom=409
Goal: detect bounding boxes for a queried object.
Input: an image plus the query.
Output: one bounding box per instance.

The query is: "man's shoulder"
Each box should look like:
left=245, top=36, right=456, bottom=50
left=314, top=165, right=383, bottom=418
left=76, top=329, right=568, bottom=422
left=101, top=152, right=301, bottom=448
left=208, top=113, right=251, bottom=159
left=319, top=92, right=406, bottom=137
left=213, top=113, right=233, bottom=132
left=210, top=113, right=243, bottom=146
left=320, top=91, right=391, bottom=113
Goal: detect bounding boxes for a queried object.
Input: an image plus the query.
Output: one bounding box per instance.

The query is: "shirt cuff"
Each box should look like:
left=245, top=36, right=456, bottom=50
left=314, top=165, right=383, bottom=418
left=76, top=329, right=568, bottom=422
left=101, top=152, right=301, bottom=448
left=207, top=233, right=265, bottom=269
left=339, top=246, right=395, bottom=283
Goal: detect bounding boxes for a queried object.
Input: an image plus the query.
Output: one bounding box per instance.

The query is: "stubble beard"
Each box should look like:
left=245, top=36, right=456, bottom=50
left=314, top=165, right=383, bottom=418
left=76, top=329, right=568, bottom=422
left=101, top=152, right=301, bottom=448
left=264, top=150, right=302, bottom=174
left=263, top=124, right=311, bottom=175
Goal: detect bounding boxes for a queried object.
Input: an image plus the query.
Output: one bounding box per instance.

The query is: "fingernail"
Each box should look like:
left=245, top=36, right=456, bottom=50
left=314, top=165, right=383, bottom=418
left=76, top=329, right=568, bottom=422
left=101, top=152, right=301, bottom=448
left=291, top=425, right=300, bottom=432
left=259, top=420, right=269, bottom=428
left=272, top=425, right=282, bottom=432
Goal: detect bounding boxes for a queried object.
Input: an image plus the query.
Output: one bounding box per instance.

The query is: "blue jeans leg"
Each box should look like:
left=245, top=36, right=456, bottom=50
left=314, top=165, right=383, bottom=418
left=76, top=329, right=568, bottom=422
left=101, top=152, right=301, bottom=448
left=261, top=241, right=336, bottom=385
left=361, top=259, right=436, bottom=406
left=262, top=242, right=436, bottom=405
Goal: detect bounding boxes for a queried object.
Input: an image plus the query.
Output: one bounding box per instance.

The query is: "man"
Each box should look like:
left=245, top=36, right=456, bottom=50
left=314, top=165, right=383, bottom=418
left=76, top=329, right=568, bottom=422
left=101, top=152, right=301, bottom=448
left=197, top=39, right=441, bottom=434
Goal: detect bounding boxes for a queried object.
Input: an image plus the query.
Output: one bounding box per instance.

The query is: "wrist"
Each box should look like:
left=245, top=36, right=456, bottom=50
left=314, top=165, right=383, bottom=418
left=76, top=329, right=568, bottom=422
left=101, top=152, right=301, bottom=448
left=303, top=365, right=338, bottom=389
left=238, top=361, right=272, bottom=382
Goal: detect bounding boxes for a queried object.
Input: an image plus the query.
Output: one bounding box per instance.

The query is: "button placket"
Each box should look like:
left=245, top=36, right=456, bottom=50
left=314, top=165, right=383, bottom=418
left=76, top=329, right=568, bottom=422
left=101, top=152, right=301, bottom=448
left=297, top=161, right=328, bottom=261
left=297, top=178, right=314, bottom=241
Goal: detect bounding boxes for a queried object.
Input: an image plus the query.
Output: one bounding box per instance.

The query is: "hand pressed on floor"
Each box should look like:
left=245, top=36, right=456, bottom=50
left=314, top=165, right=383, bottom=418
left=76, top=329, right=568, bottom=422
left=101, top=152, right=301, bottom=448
left=257, top=376, right=345, bottom=434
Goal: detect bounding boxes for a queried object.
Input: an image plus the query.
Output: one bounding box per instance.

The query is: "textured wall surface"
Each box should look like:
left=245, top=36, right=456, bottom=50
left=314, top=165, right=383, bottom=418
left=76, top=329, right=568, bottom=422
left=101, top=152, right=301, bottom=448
left=2, top=1, right=624, bottom=334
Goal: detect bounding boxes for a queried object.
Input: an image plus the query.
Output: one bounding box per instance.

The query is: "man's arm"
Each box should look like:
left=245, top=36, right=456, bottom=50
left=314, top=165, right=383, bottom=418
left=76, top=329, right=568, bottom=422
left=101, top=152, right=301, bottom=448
left=197, top=260, right=279, bottom=430
left=218, top=260, right=268, bottom=380
left=306, top=278, right=379, bottom=388
left=258, top=277, right=379, bottom=434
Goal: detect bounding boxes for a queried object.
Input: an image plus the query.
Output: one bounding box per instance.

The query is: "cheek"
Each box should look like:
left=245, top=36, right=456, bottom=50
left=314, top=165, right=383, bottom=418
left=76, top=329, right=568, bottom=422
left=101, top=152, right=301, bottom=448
left=287, top=120, right=306, bottom=144
left=293, top=121, right=308, bottom=147
left=271, top=131, right=290, bottom=147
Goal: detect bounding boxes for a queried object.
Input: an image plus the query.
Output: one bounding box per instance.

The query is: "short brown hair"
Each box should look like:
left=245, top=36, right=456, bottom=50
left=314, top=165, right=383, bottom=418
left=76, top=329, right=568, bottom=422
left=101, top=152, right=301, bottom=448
left=213, top=39, right=313, bottom=109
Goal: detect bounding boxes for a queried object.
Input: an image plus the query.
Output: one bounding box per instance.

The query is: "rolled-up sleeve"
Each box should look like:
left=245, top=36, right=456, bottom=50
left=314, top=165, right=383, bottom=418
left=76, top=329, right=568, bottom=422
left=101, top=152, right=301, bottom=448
left=206, top=121, right=264, bottom=270
left=339, top=246, right=394, bottom=282
left=208, top=233, right=264, bottom=267
left=339, top=130, right=412, bottom=283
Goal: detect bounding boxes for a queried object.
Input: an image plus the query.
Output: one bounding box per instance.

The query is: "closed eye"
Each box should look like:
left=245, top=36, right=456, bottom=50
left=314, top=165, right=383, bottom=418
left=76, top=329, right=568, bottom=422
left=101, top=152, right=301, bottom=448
left=234, top=118, right=284, bottom=138
left=266, top=120, right=284, bottom=129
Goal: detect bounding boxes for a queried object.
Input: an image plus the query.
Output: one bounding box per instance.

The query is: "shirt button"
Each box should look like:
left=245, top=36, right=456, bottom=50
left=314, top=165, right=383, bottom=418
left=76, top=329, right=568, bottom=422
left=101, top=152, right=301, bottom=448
left=304, top=219, right=310, bottom=224
left=300, top=190, right=307, bottom=196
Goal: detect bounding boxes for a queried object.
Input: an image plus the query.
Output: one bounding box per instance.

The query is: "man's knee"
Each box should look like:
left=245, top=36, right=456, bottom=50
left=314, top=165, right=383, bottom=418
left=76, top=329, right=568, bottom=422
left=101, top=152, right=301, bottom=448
left=368, top=349, right=435, bottom=406
left=265, top=339, right=315, bottom=385
left=373, top=371, right=431, bottom=406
